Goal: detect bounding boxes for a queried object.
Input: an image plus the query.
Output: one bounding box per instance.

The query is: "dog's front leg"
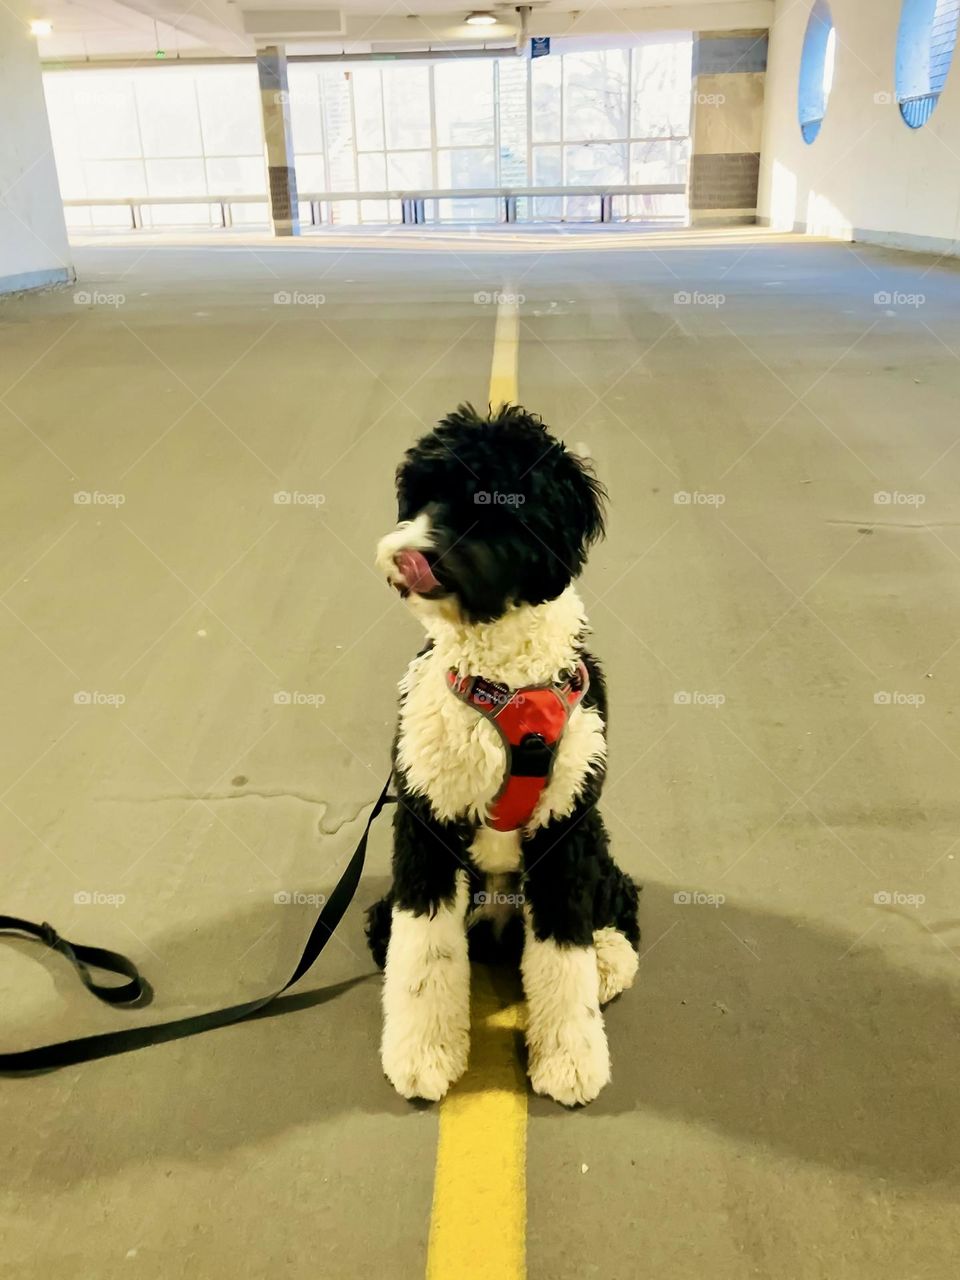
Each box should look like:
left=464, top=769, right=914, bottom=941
left=520, top=807, right=611, bottom=1106
left=381, top=798, right=470, bottom=1101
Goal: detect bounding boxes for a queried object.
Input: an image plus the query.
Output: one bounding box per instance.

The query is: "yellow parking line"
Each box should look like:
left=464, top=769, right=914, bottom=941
left=427, top=967, right=527, bottom=1280
left=488, top=288, right=521, bottom=410
left=426, top=290, right=527, bottom=1280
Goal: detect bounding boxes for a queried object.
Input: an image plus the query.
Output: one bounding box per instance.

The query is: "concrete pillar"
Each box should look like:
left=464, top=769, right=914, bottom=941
left=0, top=0, right=74, bottom=293
left=256, top=45, right=300, bottom=237
left=688, top=30, right=768, bottom=228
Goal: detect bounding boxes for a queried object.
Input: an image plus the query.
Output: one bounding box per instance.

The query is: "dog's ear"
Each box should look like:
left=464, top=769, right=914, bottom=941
left=520, top=435, right=606, bottom=599
left=485, top=406, right=607, bottom=551
left=567, top=448, right=607, bottom=551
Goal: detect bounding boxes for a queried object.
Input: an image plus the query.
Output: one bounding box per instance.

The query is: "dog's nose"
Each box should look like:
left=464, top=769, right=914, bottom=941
left=394, top=549, right=441, bottom=594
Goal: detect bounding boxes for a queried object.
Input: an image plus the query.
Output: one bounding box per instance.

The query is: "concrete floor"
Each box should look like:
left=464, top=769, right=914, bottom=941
left=2, top=229, right=960, bottom=1278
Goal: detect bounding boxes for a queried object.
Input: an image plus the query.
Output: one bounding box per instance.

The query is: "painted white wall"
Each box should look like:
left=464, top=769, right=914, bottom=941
left=0, top=1, right=73, bottom=292
left=759, top=0, right=960, bottom=251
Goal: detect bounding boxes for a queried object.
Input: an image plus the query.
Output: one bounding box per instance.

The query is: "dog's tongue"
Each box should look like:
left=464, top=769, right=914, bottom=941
left=395, top=549, right=441, bottom=593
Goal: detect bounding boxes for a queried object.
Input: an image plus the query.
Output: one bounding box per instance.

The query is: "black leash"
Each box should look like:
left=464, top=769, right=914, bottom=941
left=0, top=779, right=395, bottom=1074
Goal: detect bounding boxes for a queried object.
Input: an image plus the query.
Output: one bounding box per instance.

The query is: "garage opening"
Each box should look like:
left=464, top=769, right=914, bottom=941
left=45, top=38, right=694, bottom=232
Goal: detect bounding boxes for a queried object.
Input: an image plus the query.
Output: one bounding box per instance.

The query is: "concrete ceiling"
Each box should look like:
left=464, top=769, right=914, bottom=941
left=32, top=0, right=772, bottom=61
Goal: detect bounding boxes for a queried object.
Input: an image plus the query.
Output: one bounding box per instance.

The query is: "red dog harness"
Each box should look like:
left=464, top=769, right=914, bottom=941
left=446, top=660, right=590, bottom=832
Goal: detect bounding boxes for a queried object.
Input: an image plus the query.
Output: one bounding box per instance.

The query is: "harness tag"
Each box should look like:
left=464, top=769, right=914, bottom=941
left=470, top=676, right=512, bottom=713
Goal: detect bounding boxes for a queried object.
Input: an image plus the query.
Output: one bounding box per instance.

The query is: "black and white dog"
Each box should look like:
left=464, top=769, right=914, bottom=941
left=366, top=404, right=640, bottom=1106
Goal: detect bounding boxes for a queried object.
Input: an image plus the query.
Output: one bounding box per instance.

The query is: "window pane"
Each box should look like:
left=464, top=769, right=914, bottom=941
left=79, top=206, right=134, bottom=229
left=75, top=77, right=141, bottom=159
left=43, top=76, right=83, bottom=181
left=929, top=0, right=960, bottom=95
left=532, top=145, right=561, bottom=185
left=383, top=66, right=431, bottom=150
left=358, top=152, right=387, bottom=189
left=327, top=200, right=359, bottom=225
left=531, top=57, right=561, bottom=143
left=626, top=192, right=687, bottom=221
left=296, top=155, right=326, bottom=193
left=353, top=68, right=385, bottom=151
left=437, top=148, right=496, bottom=188
left=564, top=142, right=626, bottom=185
left=895, top=0, right=959, bottom=128
left=387, top=150, right=432, bottom=187
left=136, top=74, right=202, bottom=157
left=205, top=155, right=266, bottom=195
left=287, top=70, right=325, bottom=153
left=797, top=0, right=835, bottom=141
left=143, top=203, right=217, bottom=229
left=563, top=138, right=626, bottom=221
left=436, top=196, right=499, bottom=222
left=231, top=203, right=270, bottom=226
left=198, top=67, right=264, bottom=155
left=630, top=138, right=689, bottom=184
left=497, top=58, right=528, bottom=184
left=359, top=199, right=393, bottom=222
left=563, top=51, right=628, bottom=141
left=50, top=149, right=86, bottom=199
left=434, top=60, right=494, bottom=146
left=632, top=39, right=693, bottom=137
left=83, top=158, right=146, bottom=198
left=563, top=194, right=599, bottom=221
left=64, top=207, right=93, bottom=230
left=321, top=70, right=357, bottom=190
left=532, top=145, right=561, bottom=219
left=145, top=158, right=207, bottom=197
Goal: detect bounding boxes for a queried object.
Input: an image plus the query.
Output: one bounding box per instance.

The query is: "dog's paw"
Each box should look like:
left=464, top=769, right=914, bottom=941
left=527, top=1020, right=610, bottom=1106
left=594, top=927, right=639, bottom=1004
left=382, top=1036, right=469, bottom=1102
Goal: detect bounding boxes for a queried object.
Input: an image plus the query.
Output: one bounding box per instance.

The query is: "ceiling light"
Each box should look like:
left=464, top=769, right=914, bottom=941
left=466, top=10, right=497, bottom=25
left=29, top=18, right=52, bottom=35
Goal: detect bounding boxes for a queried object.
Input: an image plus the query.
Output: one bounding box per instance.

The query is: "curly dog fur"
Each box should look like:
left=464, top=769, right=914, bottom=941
left=367, top=404, right=640, bottom=1106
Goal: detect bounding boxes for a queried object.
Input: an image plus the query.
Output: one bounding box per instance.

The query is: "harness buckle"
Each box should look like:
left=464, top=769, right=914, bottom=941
left=510, top=732, right=555, bottom=778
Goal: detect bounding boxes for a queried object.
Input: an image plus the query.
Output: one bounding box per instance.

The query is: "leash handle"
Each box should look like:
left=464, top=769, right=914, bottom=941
left=0, top=780, right=394, bottom=1074
left=0, top=915, right=149, bottom=1007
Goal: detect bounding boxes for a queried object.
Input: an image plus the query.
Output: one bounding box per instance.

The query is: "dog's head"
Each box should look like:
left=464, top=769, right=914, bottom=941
left=376, top=404, right=606, bottom=624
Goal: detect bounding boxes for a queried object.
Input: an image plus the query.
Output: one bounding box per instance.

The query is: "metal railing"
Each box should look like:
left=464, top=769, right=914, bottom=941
left=62, top=183, right=687, bottom=230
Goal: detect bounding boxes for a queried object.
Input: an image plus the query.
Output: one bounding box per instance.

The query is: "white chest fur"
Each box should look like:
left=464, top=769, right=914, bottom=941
left=394, top=588, right=608, bottom=833
left=396, top=648, right=505, bottom=823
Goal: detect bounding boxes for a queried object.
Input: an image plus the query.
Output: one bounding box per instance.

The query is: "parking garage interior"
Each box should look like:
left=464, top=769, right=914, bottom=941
left=3, top=0, right=960, bottom=1277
